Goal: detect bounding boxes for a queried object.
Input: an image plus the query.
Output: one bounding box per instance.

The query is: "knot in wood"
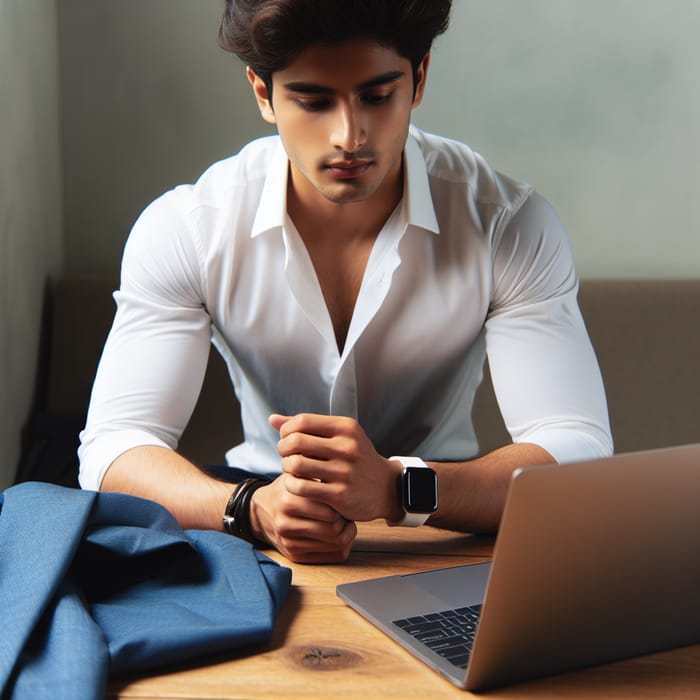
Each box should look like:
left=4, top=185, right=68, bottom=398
left=290, top=645, right=362, bottom=671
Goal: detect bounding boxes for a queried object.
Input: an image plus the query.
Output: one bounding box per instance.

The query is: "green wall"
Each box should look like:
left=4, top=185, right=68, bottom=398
left=59, top=0, right=700, bottom=278
left=0, top=0, right=63, bottom=489
left=1, top=0, right=698, bottom=488
left=58, top=0, right=271, bottom=273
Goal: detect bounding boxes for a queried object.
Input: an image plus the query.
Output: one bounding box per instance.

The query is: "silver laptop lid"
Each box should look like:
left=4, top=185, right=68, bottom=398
left=466, top=443, right=700, bottom=689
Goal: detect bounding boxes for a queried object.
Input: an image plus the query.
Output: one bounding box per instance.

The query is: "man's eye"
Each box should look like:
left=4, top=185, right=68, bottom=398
left=361, top=92, right=394, bottom=106
left=296, top=99, right=330, bottom=112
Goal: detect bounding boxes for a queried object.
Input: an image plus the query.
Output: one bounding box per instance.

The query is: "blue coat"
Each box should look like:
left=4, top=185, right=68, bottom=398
left=0, top=482, right=291, bottom=700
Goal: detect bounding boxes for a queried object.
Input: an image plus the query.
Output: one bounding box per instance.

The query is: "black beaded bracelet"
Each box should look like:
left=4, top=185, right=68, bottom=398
left=222, top=477, right=270, bottom=547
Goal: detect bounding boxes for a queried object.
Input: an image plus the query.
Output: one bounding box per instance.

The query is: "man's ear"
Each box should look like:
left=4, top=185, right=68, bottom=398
left=411, top=53, right=431, bottom=109
left=247, top=66, right=276, bottom=124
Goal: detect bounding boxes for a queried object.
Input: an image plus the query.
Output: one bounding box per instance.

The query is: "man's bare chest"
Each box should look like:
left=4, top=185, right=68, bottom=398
left=306, top=239, right=373, bottom=354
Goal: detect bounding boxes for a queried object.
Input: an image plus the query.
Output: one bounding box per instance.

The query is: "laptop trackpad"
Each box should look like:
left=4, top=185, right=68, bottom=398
left=405, top=562, right=492, bottom=608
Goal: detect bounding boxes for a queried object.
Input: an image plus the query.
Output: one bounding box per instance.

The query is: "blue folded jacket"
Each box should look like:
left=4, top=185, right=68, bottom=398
left=0, top=482, right=291, bottom=700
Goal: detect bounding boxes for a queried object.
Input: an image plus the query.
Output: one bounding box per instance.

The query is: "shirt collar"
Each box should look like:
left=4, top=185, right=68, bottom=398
left=251, top=139, right=288, bottom=238
left=403, top=128, right=441, bottom=235
left=251, top=129, right=441, bottom=238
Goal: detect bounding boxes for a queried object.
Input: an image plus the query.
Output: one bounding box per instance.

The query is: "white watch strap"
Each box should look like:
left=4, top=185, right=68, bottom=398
left=388, top=456, right=432, bottom=527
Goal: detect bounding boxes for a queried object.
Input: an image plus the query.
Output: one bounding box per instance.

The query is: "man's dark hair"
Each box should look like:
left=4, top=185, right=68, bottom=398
left=219, top=0, right=451, bottom=95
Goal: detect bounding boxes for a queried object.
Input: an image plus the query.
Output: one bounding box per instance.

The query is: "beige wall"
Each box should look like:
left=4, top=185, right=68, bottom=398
left=0, top=0, right=63, bottom=489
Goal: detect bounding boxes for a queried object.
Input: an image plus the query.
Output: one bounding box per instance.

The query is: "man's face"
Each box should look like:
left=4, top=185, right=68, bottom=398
left=248, top=40, right=429, bottom=210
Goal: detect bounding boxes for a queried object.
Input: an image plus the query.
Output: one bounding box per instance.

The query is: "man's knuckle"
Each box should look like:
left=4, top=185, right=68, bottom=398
left=338, top=439, right=360, bottom=460
left=338, top=416, right=358, bottom=433
left=285, top=454, right=305, bottom=472
left=286, top=433, right=304, bottom=452
left=295, top=413, right=312, bottom=430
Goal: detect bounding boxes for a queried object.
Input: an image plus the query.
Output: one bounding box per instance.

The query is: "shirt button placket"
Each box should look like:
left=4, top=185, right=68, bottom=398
left=329, top=352, right=358, bottom=419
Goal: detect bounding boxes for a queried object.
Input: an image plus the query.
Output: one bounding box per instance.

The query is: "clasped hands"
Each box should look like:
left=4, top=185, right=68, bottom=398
left=248, top=413, right=403, bottom=563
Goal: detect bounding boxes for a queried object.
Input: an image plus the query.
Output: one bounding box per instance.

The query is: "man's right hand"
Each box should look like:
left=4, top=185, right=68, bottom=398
left=248, top=475, right=357, bottom=563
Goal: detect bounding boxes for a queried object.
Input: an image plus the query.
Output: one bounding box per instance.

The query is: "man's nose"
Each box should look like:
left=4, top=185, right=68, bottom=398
left=330, top=102, right=366, bottom=154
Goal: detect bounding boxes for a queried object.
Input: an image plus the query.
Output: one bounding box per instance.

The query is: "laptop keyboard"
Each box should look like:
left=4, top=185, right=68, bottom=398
left=392, top=604, right=482, bottom=669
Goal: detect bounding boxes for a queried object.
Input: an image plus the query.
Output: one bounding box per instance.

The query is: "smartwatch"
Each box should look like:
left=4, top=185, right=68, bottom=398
left=389, top=456, right=438, bottom=527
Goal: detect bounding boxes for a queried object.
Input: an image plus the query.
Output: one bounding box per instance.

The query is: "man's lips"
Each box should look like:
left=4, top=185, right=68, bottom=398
left=323, top=159, right=373, bottom=179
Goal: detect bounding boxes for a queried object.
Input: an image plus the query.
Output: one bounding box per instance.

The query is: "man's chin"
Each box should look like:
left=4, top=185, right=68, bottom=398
left=318, top=182, right=377, bottom=205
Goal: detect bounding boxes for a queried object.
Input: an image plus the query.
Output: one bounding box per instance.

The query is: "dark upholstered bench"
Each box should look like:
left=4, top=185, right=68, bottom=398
left=16, top=276, right=700, bottom=486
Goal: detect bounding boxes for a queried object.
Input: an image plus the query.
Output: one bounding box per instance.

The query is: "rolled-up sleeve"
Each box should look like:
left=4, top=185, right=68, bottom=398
left=78, top=194, right=212, bottom=490
left=485, top=192, right=613, bottom=463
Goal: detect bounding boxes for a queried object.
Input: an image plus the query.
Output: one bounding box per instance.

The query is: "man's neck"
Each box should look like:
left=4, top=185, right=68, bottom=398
left=286, top=165, right=404, bottom=245
left=285, top=161, right=404, bottom=353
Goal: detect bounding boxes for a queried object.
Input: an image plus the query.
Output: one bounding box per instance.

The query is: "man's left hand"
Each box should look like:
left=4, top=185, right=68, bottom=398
left=269, top=413, right=403, bottom=522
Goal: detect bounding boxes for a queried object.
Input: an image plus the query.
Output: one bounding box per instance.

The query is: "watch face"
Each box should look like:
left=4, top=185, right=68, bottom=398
left=403, top=466, right=438, bottom=513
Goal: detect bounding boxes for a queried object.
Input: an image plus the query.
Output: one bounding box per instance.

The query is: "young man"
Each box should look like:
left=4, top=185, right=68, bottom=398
left=79, top=1, right=612, bottom=563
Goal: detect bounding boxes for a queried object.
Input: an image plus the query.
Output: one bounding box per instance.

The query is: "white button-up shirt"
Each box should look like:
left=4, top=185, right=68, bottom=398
left=78, top=126, right=612, bottom=490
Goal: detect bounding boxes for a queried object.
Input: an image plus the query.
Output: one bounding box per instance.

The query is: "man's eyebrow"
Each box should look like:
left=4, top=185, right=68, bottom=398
left=357, top=70, right=405, bottom=91
left=283, top=70, right=406, bottom=95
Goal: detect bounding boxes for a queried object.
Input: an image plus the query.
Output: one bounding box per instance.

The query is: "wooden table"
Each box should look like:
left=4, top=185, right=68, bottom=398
left=109, top=521, right=700, bottom=699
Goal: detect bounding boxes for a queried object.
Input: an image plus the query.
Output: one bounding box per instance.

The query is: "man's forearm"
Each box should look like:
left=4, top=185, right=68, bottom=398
left=427, top=443, right=555, bottom=533
left=100, top=445, right=233, bottom=531
left=272, top=413, right=556, bottom=534
left=101, top=444, right=358, bottom=563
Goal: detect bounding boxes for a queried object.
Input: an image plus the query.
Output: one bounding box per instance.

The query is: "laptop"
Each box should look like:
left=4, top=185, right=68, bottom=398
left=337, top=444, right=700, bottom=690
